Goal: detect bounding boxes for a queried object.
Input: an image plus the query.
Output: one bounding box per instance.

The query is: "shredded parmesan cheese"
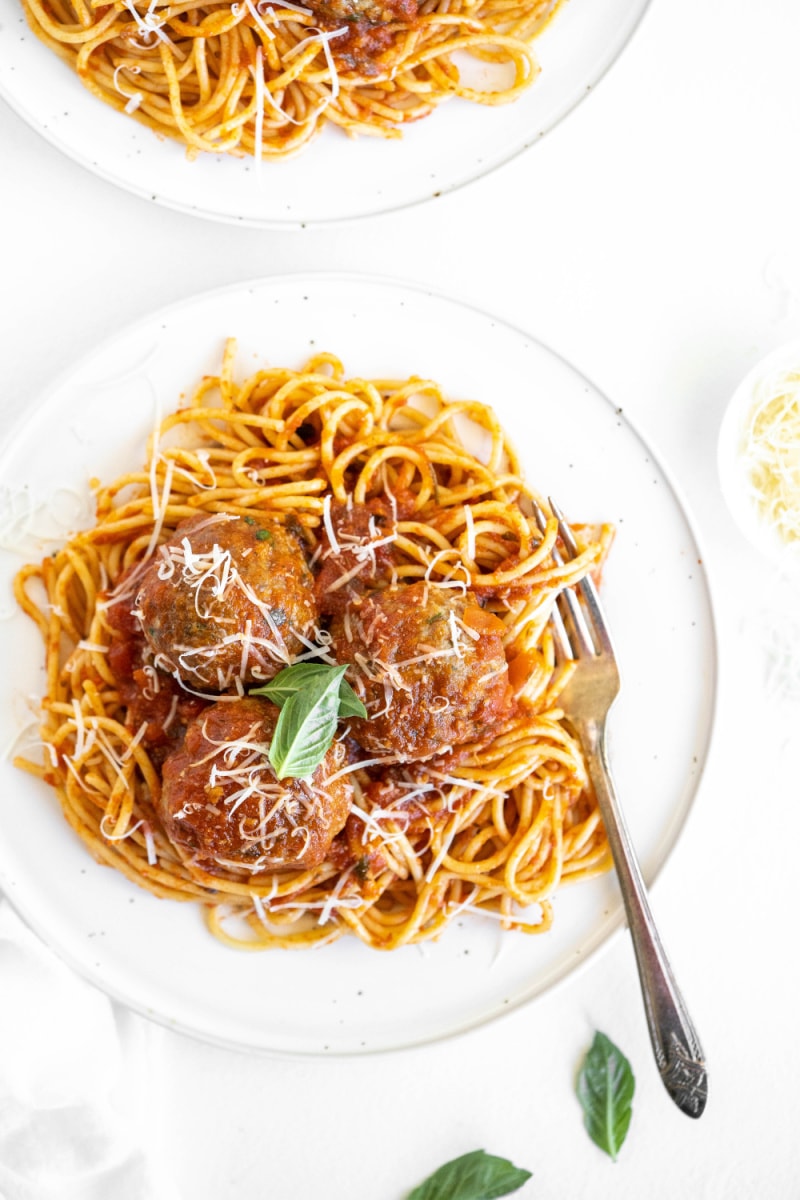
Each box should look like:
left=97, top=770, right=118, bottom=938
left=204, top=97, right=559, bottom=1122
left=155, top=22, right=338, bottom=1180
left=122, top=0, right=181, bottom=53
left=308, top=26, right=347, bottom=101
left=325, top=558, right=369, bottom=593
left=740, top=368, right=800, bottom=548
left=113, top=63, right=144, bottom=113
left=162, top=694, right=180, bottom=732
left=142, top=822, right=158, bottom=865
left=251, top=45, right=265, bottom=173
left=100, top=816, right=144, bottom=841
left=244, top=0, right=276, bottom=38
left=322, top=494, right=341, bottom=555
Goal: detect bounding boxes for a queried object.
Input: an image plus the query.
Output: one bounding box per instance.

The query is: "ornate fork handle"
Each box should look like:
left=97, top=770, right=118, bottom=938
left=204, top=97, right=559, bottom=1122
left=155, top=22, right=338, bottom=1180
left=580, top=715, right=708, bottom=1118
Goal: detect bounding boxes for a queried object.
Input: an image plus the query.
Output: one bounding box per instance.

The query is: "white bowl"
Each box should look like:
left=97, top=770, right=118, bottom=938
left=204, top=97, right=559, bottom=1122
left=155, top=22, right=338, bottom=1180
left=717, top=338, right=800, bottom=576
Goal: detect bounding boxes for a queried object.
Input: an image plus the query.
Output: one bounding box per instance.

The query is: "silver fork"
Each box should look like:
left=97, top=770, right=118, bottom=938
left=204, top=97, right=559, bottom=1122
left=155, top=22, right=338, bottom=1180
left=534, top=499, right=708, bottom=1119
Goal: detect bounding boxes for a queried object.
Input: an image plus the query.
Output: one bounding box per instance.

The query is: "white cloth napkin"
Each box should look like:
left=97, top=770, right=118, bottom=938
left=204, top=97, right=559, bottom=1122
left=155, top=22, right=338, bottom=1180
left=0, top=900, right=176, bottom=1200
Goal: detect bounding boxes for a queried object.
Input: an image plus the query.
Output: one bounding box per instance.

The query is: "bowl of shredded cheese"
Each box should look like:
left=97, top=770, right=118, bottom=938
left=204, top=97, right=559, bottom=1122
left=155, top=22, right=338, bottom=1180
left=718, top=340, right=800, bottom=575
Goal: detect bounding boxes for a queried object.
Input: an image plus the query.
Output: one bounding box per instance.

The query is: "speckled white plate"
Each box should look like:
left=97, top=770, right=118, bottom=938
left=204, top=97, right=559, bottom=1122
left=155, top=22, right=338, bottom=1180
left=0, top=0, right=650, bottom=226
left=0, top=273, right=716, bottom=1055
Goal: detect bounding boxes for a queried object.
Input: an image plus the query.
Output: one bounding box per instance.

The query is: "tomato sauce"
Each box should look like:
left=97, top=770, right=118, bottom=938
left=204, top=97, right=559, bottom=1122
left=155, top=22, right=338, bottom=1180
left=105, top=597, right=207, bottom=767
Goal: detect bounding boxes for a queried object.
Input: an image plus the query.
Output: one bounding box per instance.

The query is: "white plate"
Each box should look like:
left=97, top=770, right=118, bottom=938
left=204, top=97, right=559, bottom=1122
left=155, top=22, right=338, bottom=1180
left=717, top=337, right=800, bottom=577
left=0, top=273, right=716, bottom=1056
left=0, top=0, right=650, bottom=227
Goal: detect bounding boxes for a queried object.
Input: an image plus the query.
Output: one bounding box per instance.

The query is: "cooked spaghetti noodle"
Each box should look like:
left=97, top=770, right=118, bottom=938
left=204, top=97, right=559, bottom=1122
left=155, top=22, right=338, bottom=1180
left=21, top=0, right=559, bottom=158
left=14, top=341, right=612, bottom=951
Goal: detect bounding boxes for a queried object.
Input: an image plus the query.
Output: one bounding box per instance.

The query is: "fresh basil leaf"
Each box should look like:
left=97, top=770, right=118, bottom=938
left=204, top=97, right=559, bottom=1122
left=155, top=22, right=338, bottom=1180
left=576, top=1031, right=635, bottom=1161
left=254, top=663, right=332, bottom=707
left=408, top=1149, right=531, bottom=1200
left=336, top=677, right=367, bottom=719
left=268, top=666, right=346, bottom=780
left=253, top=662, right=366, bottom=720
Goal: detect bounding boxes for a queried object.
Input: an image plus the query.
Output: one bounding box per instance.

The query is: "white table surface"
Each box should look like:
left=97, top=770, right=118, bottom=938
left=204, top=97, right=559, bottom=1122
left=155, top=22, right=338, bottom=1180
left=2, top=0, right=800, bottom=1196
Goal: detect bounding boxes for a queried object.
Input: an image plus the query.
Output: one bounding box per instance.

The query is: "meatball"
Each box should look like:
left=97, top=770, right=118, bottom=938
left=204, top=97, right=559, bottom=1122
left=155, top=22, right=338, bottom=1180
left=330, top=581, right=511, bottom=760
left=309, top=0, right=416, bottom=25
left=315, top=498, right=398, bottom=619
left=158, top=698, right=352, bottom=874
left=135, top=514, right=317, bottom=692
left=304, top=0, right=418, bottom=76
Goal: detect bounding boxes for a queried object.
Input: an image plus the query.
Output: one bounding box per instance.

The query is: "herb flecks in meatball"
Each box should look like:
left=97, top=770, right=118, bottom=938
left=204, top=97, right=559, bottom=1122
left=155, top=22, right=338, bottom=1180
left=330, top=581, right=511, bottom=760
left=135, top=514, right=318, bottom=692
left=158, top=697, right=351, bottom=874
left=303, top=0, right=419, bottom=78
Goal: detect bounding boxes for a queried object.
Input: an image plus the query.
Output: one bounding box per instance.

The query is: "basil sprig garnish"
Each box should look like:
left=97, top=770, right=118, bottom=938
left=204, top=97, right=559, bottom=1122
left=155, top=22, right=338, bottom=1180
left=576, top=1031, right=635, bottom=1161
left=250, top=662, right=366, bottom=781
left=408, top=1150, right=531, bottom=1200
left=257, top=662, right=366, bottom=720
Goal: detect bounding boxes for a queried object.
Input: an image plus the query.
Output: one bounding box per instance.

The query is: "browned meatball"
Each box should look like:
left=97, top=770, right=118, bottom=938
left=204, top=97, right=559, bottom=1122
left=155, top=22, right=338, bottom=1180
left=330, top=581, right=512, bottom=760
left=135, top=514, right=317, bottom=692
left=303, top=0, right=418, bottom=77
left=309, top=0, right=416, bottom=25
left=315, top=498, right=398, bottom=619
left=158, top=698, right=352, bottom=874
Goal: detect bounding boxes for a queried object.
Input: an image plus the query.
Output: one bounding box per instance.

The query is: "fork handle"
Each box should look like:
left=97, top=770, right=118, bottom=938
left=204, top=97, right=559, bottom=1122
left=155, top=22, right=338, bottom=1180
left=581, top=719, right=708, bottom=1118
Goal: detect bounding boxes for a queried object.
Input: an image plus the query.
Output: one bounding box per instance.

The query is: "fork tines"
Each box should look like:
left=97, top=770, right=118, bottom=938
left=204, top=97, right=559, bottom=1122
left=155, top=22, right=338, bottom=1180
left=532, top=498, right=613, bottom=661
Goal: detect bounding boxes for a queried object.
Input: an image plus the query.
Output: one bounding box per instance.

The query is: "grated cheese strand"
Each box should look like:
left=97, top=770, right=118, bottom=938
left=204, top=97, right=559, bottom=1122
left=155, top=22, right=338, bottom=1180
left=244, top=0, right=276, bottom=38
left=113, top=63, right=143, bottom=112
left=252, top=45, right=265, bottom=173
left=322, top=494, right=340, bottom=555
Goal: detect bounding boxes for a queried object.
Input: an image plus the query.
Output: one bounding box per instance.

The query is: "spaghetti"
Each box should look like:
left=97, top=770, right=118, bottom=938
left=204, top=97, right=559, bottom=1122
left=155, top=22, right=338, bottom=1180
left=21, top=0, right=559, bottom=159
left=14, top=341, right=613, bottom=951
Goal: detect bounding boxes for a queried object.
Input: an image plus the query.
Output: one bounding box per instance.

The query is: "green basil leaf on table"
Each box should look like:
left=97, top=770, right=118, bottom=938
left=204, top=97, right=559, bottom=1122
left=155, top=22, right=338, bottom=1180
left=576, top=1031, right=635, bottom=1161
left=408, top=1149, right=532, bottom=1200
left=266, top=665, right=348, bottom=780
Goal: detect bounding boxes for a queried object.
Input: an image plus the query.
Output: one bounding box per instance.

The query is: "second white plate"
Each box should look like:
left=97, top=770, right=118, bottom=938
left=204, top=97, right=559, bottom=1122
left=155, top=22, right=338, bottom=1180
left=0, top=0, right=650, bottom=226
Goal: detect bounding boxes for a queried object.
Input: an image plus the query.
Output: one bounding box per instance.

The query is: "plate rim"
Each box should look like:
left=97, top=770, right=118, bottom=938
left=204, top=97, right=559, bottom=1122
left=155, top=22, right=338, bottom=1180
left=0, top=269, right=719, bottom=1056
left=0, top=0, right=653, bottom=228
